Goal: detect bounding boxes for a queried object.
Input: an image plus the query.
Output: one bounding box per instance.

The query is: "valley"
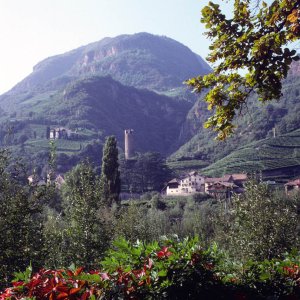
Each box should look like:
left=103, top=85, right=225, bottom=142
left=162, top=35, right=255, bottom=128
left=0, top=32, right=299, bottom=182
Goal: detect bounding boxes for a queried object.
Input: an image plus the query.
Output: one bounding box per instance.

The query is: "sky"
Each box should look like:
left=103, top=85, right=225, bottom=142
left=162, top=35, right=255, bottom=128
left=0, top=0, right=231, bottom=95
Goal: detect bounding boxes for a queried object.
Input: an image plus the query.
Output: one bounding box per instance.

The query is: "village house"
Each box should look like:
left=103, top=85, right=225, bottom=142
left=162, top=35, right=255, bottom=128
left=49, top=127, right=75, bottom=140
left=204, top=174, right=246, bottom=195
left=166, top=171, right=206, bottom=195
left=28, top=172, right=65, bottom=189
left=179, top=171, right=206, bottom=194
left=205, top=180, right=239, bottom=199
left=165, top=178, right=180, bottom=195
left=28, top=174, right=46, bottom=187
left=165, top=171, right=247, bottom=198
left=285, top=178, right=300, bottom=195
left=47, top=171, right=66, bottom=189
left=54, top=174, right=65, bottom=189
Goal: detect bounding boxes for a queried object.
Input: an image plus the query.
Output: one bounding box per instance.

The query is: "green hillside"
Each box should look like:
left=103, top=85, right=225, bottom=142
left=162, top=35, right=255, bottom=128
left=167, top=159, right=209, bottom=175
left=201, top=129, right=300, bottom=180
left=171, top=61, right=300, bottom=164
left=0, top=76, right=191, bottom=175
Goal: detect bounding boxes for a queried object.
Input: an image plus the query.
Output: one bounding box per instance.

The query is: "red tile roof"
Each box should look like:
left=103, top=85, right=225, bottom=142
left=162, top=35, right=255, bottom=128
left=231, top=173, right=248, bottom=181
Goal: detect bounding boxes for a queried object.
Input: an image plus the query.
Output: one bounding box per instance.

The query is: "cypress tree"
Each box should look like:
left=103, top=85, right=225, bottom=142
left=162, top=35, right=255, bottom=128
left=100, top=136, right=121, bottom=206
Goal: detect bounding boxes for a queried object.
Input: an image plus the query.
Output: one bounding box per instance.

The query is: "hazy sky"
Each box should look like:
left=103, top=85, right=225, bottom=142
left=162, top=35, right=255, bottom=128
left=0, top=0, right=230, bottom=94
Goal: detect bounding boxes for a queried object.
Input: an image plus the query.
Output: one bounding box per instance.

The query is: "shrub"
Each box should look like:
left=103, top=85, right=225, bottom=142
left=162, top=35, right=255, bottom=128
left=213, top=180, right=299, bottom=261
left=2, top=238, right=300, bottom=299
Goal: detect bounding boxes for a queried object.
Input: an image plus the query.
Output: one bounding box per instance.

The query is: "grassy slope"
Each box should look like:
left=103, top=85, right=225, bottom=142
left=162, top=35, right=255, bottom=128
left=201, top=129, right=300, bottom=178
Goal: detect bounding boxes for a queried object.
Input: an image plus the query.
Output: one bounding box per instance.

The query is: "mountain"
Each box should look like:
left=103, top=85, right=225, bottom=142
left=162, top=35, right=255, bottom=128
left=0, top=76, right=190, bottom=158
left=2, top=31, right=298, bottom=179
left=170, top=60, right=300, bottom=164
left=0, top=33, right=211, bottom=112
left=0, top=32, right=212, bottom=173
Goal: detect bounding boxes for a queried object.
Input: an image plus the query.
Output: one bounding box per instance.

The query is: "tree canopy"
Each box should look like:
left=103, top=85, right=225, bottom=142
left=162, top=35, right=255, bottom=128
left=187, top=0, right=300, bottom=140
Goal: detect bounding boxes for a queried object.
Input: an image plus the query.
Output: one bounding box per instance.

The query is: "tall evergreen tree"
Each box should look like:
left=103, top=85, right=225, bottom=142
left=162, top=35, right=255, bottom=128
left=100, top=136, right=121, bottom=206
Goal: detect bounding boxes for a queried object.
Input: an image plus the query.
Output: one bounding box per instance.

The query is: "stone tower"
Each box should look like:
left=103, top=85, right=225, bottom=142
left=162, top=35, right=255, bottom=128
left=125, top=129, right=134, bottom=159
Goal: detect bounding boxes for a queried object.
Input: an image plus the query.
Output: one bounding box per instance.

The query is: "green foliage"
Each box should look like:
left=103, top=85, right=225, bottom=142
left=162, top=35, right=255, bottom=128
left=0, top=150, right=45, bottom=288
left=212, top=180, right=299, bottom=261
left=187, top=0, right=300, bottom=139
left=120, top=152, right=172, bottom=193
left=100, top=236, right=223, bottom=299
left=12, top=264, right=32, bottom=284
left=114, top=202, right=169, bottom=242
left=58, top=161, right=111, bottom=268
left=172, top=72, right=300, bottom=167
left=167, top=159, right=209, bottom=174
left=5, top=238, right=300, bottom=299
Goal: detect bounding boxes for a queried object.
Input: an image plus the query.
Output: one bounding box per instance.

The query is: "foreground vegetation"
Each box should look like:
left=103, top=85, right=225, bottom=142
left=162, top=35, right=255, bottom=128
left=1, top=134, right=300, bottom=298
left=2, top=237, right=300, bottom=299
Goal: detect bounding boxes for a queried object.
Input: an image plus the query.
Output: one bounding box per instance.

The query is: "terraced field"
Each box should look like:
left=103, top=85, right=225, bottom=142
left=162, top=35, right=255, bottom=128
left=167, top=159, right=209, bottom=174
left=202, top=129, right=300, bottom=178
left=25, top=139, right=90, bottom=155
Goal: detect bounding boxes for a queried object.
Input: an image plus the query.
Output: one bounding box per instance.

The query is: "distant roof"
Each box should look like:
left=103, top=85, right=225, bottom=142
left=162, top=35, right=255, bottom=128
left=207, top=181, right=238, bottom=189
left=55, top=174, right=65, bottom=185
left=168, top=178, right=179, bottom=184
left=37, top=180, right=46, bottom=186
left=231, top=173, right=248, bottom=181
left=222, top=174, right=234, bottom=182
left=188, top=171, right=198, bottom=176
left=205, top=174, right=247, bottom=183
left=285, top=179, right=300, bottom=186
left=205, top=177, right=222, bottom=183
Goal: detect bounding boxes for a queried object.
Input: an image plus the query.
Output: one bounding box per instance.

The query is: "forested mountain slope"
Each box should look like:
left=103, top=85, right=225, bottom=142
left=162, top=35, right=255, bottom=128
left=171, top=61, right=300, bottom=164
left=0, top=76, right=190, bottom=158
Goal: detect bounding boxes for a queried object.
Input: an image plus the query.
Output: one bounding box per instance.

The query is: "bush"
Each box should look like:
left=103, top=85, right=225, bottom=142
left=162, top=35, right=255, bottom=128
left=213, top=180, right=299, bottom=261
left=2, top=238, right=300, bottom=299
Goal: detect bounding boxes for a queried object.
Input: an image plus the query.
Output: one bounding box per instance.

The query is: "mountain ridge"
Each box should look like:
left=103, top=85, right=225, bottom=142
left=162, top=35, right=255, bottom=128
left=1, top=32, right=299, bottom=178
left=1, top=32, right=211, bottom=102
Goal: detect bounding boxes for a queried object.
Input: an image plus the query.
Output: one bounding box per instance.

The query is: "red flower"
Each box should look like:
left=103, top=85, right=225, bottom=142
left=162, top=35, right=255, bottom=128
left=204, top=262, right=214, bottom=270
left=0, top=288, right=14, bottom=300
left=157, top=246, right=172, bottom=259
left=132, top=269, right=145, bottom=279
left=67, top=267, right=84, bottom=278
left=283, top=265, right=300, bottom=278
left=12, top=281, right=24, bottom=288
left=40, top=277, right=69, bottom=300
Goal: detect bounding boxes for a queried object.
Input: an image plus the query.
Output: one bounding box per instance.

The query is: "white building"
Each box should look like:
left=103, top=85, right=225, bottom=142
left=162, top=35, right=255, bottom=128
left=165, top=172, right=247, bottom=197
left=166, top=172, right=206, bottom=196
left=166, top=179, right=181, bottom=195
